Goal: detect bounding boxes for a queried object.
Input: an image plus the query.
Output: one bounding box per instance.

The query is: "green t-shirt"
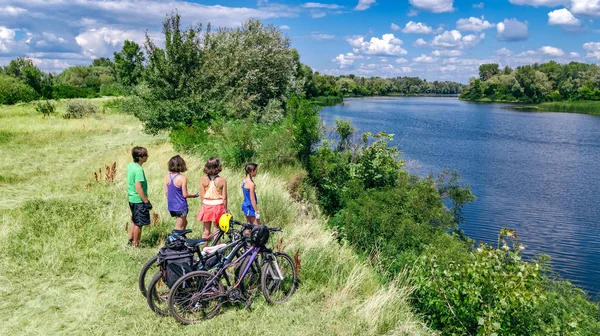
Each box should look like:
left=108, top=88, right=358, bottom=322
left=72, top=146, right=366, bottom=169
left=127, top=162, right=147, bottom=203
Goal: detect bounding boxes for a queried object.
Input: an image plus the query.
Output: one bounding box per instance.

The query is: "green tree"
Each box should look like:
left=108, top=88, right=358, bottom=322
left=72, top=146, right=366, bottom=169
left=113, top=40, right=145, bottom=86
left=3, top=57, right=50, bottom=97
left=479, top=63, right=500, bottom=81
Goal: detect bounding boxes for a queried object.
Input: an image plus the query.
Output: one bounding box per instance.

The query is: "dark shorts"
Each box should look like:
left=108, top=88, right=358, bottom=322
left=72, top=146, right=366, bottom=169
left=169, top=209, right=189, bottom=218
left=129, top=202, right=151, bottom=226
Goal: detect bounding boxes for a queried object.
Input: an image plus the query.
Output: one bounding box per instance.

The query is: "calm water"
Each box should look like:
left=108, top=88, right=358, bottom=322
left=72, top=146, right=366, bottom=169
left=321, top=97, right=600, bottom=295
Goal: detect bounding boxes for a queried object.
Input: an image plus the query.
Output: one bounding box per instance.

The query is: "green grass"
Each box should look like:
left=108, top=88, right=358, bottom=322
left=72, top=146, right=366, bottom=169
left=0, top=99, right=431, bottom=335
left=535, top=101, right=600, bottom=115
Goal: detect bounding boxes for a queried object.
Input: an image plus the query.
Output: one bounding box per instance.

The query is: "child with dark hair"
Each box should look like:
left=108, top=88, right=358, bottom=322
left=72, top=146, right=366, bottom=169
left=126, top=146, right=151, bottom=247
left=164, top=155, right=199, bottom=230
left=241, top=163, right=260, bottom=225
left=197, top=157, right=228, bottom=238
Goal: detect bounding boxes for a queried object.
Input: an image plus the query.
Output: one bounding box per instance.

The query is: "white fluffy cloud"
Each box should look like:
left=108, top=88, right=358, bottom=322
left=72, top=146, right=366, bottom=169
left=280, top=25, right=290, bottom=30
left=583, top=42, right=600, bottom=59
left=409, top=0, right=454, bottom=13
left=571, top=0, right=600, bottom=18
left=509, top=0, right=568, bottom=6
left=332, top=52, right=364, bottom=68
left=548, top=8, right=580, bottom=26
left=540, top=45, right=565, bottom=56
left=413, top=38, right=428, bottom=47
left=496, top=18, right=529, bottom=41
left=355, top=0, right=376, bottom=11
left=402, top=21, right=434, bottom=34
left=432, top=49, right=463, bottom=56
left=496, top=47, right=513, bottom=56
left=431, top=30, right=484, bottom=49
left=569, top=51, right=580, bottom=57
left=75, top=27, right=147, bottom=59
left=456, top=16, right=493, bottom=32
left=395, top=58, right=408, bottom=63
left=391, top=23, right=401, bottom=31
left=347, top=34, right=407, bottom=56
left=413, top=54, right=437, bottom=62
left=0, top=26, right=15, bottom=53
left=473, top=2, right=485, bottom=8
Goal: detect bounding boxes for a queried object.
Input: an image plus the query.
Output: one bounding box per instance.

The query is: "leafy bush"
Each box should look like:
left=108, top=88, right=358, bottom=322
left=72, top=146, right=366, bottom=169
left=99, top=83, right=128, bottom=96
left=287, top=94, right=322, bottom=166
left=52, top=85, right=97, bottom=99
left=63, top=100, right=99, bottom=119
left=412, top=229, right=600, bottom=335
left=0, top=75, right=39, bottom=105
left=35, top=100, right=57, bottom=118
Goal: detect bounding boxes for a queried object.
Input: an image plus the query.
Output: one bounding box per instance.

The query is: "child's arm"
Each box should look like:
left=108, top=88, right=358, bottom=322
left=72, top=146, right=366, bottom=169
left=221, top=178, right=228, bottom=210
left=135, top=182, right=149, bottom=203
left=181, top=176, right=199, bottom=198
left=164, top=175, right=169, bottom=198
left=248, top=182, right=259, bottom=214
left=199, top=176, right=206, bottom=201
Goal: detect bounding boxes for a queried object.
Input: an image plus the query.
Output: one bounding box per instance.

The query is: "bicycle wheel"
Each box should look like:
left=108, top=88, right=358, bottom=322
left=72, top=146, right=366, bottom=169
left=261, top=252, right=297, bottom=304
left=235, top=256, right=261, bottom=299
left=139, top=255, right=158, bottom=297
left=146, top=271, right=169, bottom=316
left=168, top=270, right=223, bottom=325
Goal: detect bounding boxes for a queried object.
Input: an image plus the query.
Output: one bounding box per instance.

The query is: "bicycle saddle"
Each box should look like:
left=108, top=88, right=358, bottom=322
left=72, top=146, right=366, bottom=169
left=172, top=229, right=193, bottom=236
left=186, top=238, right=208, bottom=246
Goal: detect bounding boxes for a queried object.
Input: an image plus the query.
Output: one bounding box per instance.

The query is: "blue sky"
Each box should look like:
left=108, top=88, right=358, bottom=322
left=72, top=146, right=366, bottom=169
left=1, top=0, right=600, bottom=82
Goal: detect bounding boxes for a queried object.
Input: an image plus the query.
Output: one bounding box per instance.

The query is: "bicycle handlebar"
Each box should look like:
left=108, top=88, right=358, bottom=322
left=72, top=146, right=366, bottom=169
left=230, top=219, right=282, bottom=232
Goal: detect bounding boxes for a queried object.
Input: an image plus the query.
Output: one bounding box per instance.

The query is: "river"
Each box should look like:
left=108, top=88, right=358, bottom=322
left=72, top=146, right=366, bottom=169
left=320, top=97, right=600, bottom=295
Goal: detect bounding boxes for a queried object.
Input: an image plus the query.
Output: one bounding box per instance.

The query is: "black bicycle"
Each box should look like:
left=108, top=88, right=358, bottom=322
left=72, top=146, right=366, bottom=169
left=138, top=227, right=227, bottom=298
left=167, top=223, right=297, bottom=324
left=146, top=223, right=258, bottom=316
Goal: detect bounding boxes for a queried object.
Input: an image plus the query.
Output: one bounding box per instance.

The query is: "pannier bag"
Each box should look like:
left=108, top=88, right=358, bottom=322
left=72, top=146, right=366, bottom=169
left=157, top=247, right=194, bottom=288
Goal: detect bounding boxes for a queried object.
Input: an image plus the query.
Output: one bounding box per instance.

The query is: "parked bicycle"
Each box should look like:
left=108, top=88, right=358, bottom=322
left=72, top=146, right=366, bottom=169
left=167, top=222, right=297, bottom=324
left=138, top=218, right=232, bottom=298
left=146, top=215, right=261, bottom=316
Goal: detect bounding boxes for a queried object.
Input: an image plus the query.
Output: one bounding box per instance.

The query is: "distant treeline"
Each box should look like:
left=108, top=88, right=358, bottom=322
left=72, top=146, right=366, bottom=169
left=0, top=40, right=143, bottom=105
left=298, top=68, right=463, bottom=98
left=460, top=61, right=600, bottom=103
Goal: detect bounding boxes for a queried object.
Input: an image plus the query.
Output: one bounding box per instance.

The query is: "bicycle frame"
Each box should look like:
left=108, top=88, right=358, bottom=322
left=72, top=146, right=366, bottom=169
left=200, top=242, right=259, bottom=294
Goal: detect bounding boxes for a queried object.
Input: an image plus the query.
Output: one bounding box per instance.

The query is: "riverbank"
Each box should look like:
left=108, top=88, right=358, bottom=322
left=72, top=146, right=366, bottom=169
left=0, top=99, right=430, bottom=335
left=462, top=98, right=600, bottom=116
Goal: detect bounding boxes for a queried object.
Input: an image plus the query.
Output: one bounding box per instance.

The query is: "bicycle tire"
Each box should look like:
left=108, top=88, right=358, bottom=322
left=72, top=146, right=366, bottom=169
left=168, top=270, right=223, bottom=325
left=138, top=255, right=158, bottom=297
left=235, top=255, right=261, bottom=299
left=261, top=252, right=297, bottom=304
left=146, top=271, right=170, bottom=316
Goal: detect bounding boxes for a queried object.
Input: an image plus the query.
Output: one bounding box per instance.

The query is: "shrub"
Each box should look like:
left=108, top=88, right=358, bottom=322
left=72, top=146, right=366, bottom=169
left=99, top=83, right=128, bottom=96
left=63, top=100, right=99, bottom=119
left=35, top=100, right=57, bottom=118
left=412, top=229, right=600, bottom=335
left=0, top=75, right=39, bottom=105
left=52, top=85, right=97, bottom=99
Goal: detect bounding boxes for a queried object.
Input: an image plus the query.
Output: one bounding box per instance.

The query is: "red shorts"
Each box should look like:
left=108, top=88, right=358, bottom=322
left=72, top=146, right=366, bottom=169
left=197, top=203, right=225, bottom=222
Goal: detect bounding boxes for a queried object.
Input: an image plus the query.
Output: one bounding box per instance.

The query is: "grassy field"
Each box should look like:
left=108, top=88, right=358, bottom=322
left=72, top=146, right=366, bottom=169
left=0, top=99, right=431, bottom=335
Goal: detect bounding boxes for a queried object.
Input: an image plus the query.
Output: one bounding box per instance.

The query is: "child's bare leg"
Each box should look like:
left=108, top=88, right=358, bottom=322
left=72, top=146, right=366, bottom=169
left=128, top=216, right=134, bottom=240
left=175, top=216, right=187, bottom=230
left=202, top=221, right=212, bottom=239
left=132, top=224, right=142, bottom=247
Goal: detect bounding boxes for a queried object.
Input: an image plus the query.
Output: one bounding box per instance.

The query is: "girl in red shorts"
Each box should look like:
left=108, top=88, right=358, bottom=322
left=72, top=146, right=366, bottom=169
left=197, top=157, right=228, bottom=238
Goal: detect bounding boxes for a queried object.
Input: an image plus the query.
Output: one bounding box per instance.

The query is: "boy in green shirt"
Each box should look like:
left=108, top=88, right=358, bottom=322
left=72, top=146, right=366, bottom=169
left=127, top=146, right=152, bottom=247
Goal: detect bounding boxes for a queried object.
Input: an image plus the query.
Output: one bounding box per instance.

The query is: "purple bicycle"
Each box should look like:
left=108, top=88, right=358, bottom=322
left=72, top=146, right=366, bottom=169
left=167, top=221, right=298, bottom=324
